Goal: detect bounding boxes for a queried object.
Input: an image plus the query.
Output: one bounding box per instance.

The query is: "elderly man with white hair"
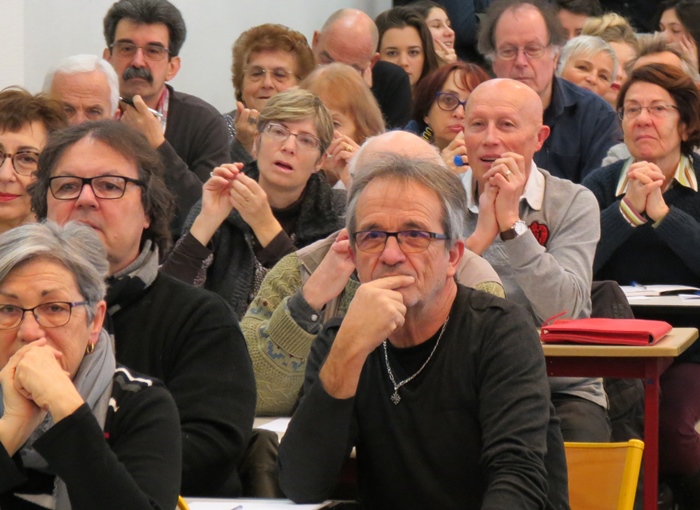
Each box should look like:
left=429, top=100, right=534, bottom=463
left=44, top=54, right=120, bottom=125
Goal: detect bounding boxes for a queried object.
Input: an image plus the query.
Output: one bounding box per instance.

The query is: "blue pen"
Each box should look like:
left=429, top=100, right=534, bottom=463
left=453, top=155, right=468, bottom=167
left=631, top=281, right=646, bottom=289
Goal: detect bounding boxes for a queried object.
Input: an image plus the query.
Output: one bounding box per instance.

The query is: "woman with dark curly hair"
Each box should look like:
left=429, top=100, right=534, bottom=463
left=225, top=24, right=315, bottom=164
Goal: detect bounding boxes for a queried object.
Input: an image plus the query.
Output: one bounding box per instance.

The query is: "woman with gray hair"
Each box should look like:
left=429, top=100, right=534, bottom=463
left=0, top=221, right=181, bottom=509
left=557, top=35, right=618, bottom=99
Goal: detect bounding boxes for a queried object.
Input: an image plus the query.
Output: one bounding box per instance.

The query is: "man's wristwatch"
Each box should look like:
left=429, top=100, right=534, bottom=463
left=500, top=220, right=528, bottom=241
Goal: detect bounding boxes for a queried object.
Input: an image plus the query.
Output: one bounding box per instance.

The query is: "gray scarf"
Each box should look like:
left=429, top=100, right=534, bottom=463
left=0, top=329, right=116, bottom=509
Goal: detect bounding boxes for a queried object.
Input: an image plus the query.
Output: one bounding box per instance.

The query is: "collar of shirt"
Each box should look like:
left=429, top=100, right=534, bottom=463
left=543, top=76, right=578, bottom=125
left=156, top=85, right=170, bottom=133
left=614, top=153, right=697, bottom=196
left=463, top=160, right=544, bottom=213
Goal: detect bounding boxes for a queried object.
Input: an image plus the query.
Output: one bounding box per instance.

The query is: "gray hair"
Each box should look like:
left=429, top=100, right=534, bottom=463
left=557, top=35, right=618, bottom=82
left=42, top=54, right=120, bottom=116
left=0, top=221, right=108, bottom=322
left=629, top=32, right=700, bottom=83
left=346, top=154, right=467, bottom=248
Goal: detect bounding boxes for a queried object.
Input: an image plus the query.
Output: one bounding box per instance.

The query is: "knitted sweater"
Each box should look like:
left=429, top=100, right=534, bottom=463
left=243, top=233, right=504, bottom=416
left=582, top=158, right=700, bottom=287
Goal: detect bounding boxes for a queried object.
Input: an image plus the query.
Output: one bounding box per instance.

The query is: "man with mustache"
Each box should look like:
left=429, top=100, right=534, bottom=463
left=102, top=0, right=229, bottom=235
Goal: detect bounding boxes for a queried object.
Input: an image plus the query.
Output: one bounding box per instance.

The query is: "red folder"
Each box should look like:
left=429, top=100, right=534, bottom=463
left=540, top=315, right=672, bottom=346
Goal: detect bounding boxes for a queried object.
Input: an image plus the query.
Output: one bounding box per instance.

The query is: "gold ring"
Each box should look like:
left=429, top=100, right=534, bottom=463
left=345, top=144, right=353, bottom=152
left=504, top=170, right=512, bottom=181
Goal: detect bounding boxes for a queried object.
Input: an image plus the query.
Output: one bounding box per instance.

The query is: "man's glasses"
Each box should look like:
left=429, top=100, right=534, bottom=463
left=263, top=122, right=321, bottom=151
left=617, top=104, right=679, bottom=120
left=436, top=92, right=468, bottom=112
left=0, top=150, right=40, bottom=175
left=48, top=175, right=145, bottom=200
left=353, top=230, right=449, bottom=253
left=245, top=66, right=297, bottom=84
left=0, top=301, right=88, bottom=330
left=494, top=44, right=548, bottom=61
left=110, top=41, right=171, bottom=61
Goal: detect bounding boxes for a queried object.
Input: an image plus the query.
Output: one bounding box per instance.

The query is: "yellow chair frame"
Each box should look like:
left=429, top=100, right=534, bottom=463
left=177, top=495, right=190, bottom=510
left=564, top=439, right=644, bottom=510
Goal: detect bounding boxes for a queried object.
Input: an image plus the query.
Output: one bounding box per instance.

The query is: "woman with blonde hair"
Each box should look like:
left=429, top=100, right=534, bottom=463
left=301, top=63, right=385, bottom=188
left=582, top=12, right=640, bottom=107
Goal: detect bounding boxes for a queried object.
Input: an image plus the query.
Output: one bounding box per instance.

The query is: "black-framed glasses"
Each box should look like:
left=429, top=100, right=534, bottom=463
left=353, top=230, right=449, bottom=253
left=0, top=149, right=40, bottom=176
left=617, top=104, right=679, bottom=120
left=110, top=41, right=171, bottom=61
left=245, top=66, right=297, bottom=84
left=48, top=175, right=145, bottom=201
left=436, top=92, right=468, bottom=112
left=263, top=122, right=321, bottom=151
left=494, top=44, right=548, bottom=61
left=0, top=301, right=88, bottom=330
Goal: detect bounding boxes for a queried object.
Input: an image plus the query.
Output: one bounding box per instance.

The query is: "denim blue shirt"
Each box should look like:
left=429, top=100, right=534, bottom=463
left=535, top=76, right=622, bottom=184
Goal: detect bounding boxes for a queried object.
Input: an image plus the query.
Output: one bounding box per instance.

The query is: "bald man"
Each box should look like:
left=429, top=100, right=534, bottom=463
left=242, top=131, right=503, bottom=416
left=312, top=9, right=412, bottom=128
left=463, top=78, right=609, bottom=442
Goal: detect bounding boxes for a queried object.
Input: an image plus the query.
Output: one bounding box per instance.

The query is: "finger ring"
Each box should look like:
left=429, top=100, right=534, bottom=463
left=345, top=144, right=353, bottom=152
left=209, top=171, right=214, bottom=177
left=248, top=117, right=258, bottom=125
left=504, top=170, right=512, bottom=181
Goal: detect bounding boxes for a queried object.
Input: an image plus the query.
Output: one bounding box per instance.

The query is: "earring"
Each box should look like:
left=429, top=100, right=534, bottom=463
left=421, top=126, right=433, bottom=142
left=85, top=343, right=95, bottom=355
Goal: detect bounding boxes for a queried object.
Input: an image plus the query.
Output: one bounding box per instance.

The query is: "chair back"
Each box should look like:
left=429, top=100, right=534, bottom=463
left=177, top=496, right=190, bottom=510
left=564, top=439, right=644, bottom=510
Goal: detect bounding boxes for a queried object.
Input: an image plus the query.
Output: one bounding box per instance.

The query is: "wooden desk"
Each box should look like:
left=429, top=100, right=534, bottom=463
left=543, top=327, right=699, bottom=510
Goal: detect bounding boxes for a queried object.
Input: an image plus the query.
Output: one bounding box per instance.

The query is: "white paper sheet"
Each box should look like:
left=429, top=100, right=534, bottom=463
left=187, top=498, right=328, bottom=510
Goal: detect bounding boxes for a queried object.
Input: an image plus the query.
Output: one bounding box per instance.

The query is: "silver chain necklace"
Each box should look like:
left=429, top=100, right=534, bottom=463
left=382, top=316, right=449, bottom=405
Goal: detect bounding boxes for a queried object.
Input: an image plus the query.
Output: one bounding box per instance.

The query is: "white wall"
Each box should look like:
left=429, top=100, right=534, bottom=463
left=10, top=0, right=391, bottom=112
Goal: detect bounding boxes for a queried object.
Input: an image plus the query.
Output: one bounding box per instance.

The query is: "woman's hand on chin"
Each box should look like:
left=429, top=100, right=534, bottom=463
left=0, top=342, right=49, bottom=455
left=13, top=343, right=84, bottom=423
